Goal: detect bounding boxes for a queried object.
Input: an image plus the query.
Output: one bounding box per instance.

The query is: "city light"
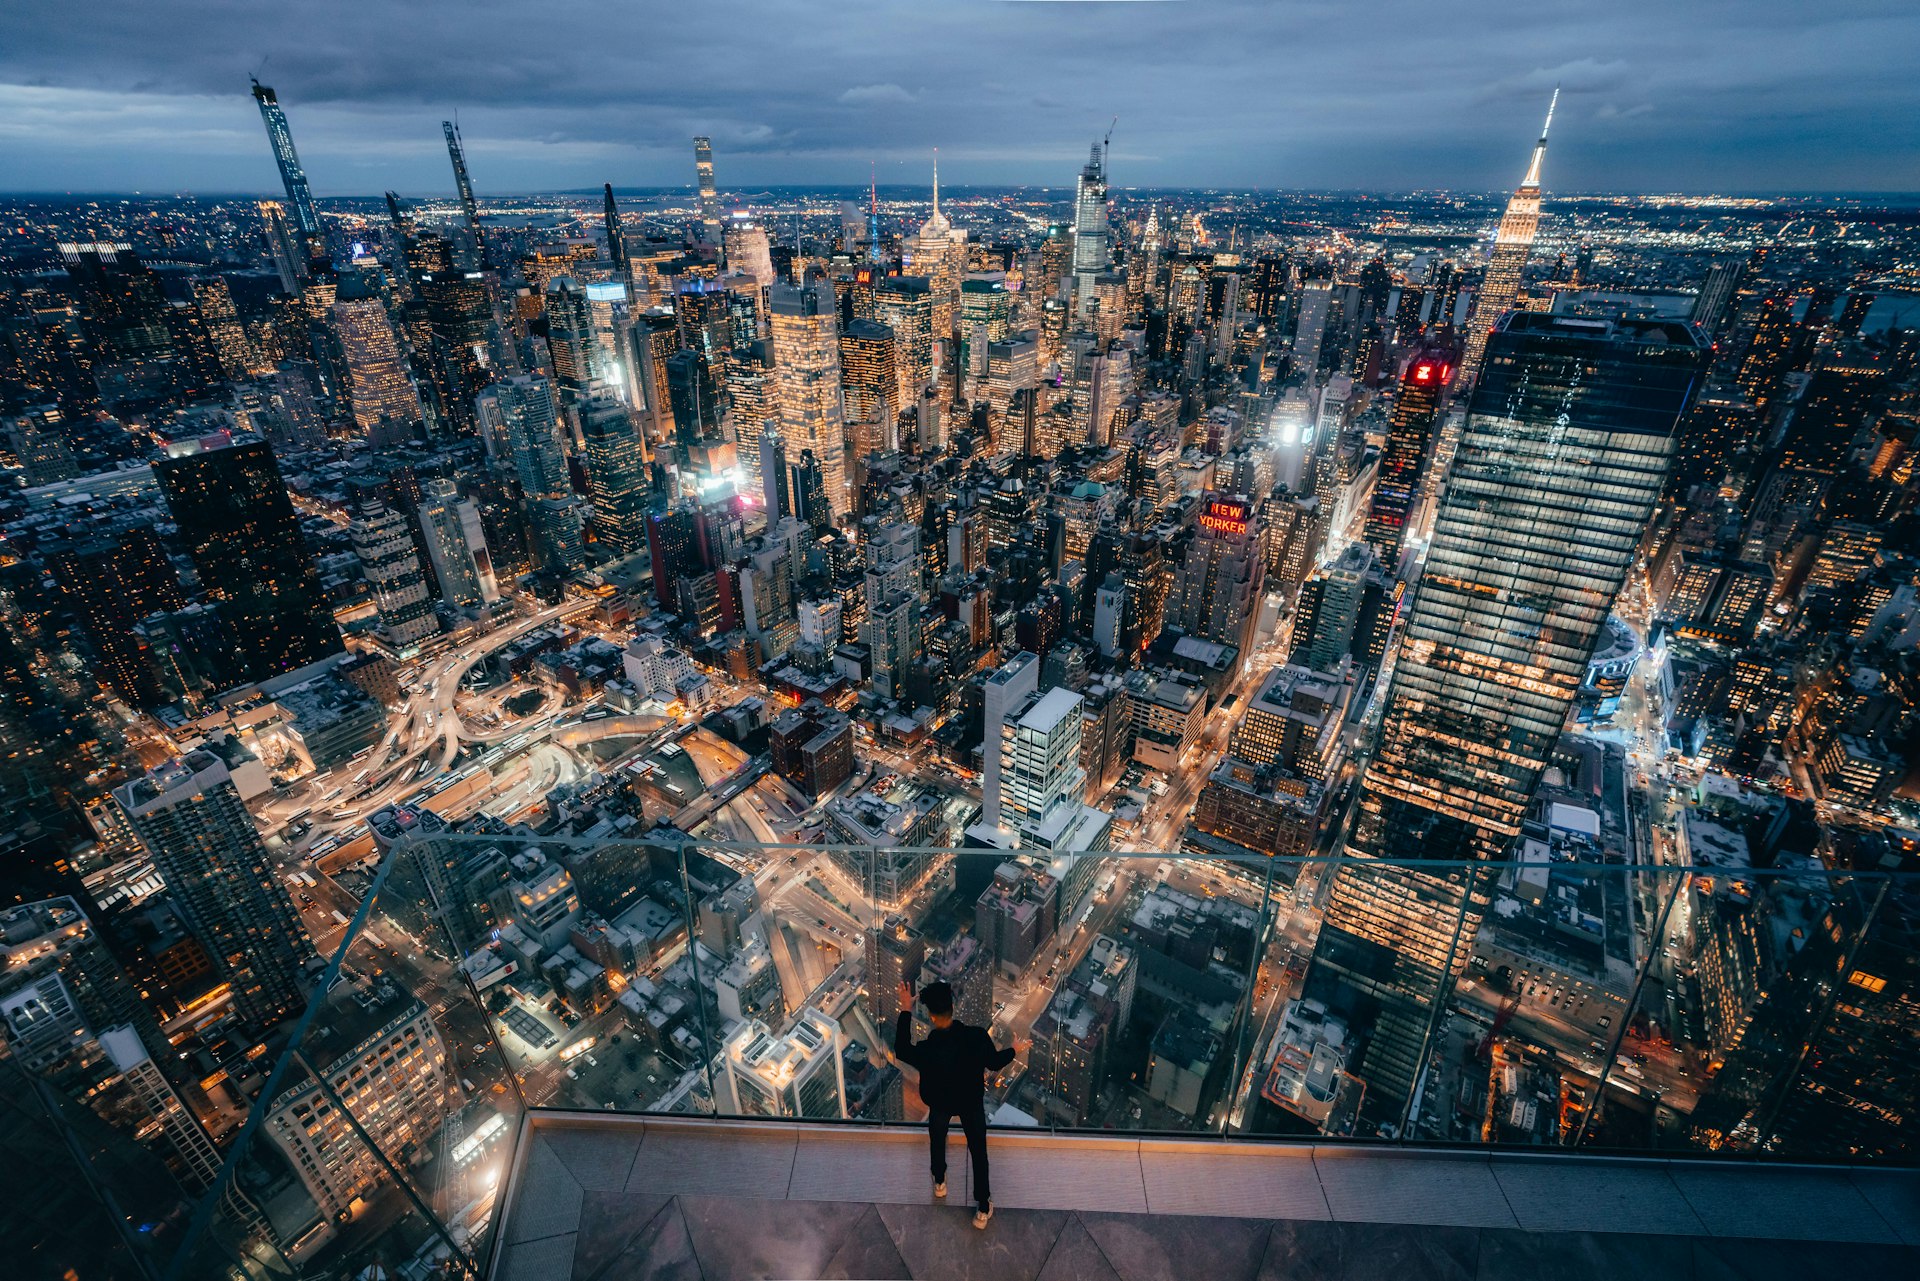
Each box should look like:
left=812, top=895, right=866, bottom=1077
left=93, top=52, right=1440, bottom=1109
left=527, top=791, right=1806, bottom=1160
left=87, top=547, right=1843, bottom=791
left=0, top=15, right=1914, bottom=1279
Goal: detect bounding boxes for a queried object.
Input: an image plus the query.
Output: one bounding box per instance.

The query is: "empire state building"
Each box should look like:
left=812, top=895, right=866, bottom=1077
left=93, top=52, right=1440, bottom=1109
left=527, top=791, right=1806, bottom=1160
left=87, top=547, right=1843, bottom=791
left=1460, top=91, right=1558, bottom=383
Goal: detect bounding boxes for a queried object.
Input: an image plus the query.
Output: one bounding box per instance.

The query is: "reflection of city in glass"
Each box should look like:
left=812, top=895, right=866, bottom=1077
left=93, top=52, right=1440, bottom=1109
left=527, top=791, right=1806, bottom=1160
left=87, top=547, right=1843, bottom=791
left=1, top=10, right=1917, bottom=1278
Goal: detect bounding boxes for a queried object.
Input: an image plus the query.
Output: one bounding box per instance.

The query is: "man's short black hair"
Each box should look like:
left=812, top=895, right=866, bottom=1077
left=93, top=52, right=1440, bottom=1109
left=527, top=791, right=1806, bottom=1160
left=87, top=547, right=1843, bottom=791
left=919, top=981, right=954, bottom=1016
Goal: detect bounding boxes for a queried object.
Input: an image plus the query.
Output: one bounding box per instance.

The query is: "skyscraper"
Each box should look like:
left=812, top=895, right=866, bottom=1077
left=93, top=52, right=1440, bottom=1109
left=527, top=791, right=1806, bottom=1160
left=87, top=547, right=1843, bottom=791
left=911, top=156, right=963, bottom=338
left=192, top=276, right=258, bottom=378
left=840, top=317, right=898, bottom=450
left=1071, top=141, right=1111, bottom=314
left=1138, top=203, right=1164, bottom=303
left=349, top=496, right=439, bottom=650
left=1293, top=281, right=1333, bottom=383
left=864, top=522, right=921, bottom=699
left=866, top=170, right=886, bottom=264
left=250, top=80, right=321, bottom=260
left=693, top=136, right=724, bottom=247
left=1459, top=91, right=1557, bottom=383
left=997, top=686, right=1088, bottom=837
left=443, top=119, right=485, bottom=262
left=725, top=219, right=777, bottom=288
left=1301, top=313, right=1705, bottom=1121
left=1691, top=257, right=1743, bottom=335
left=769, top=280, right=849, bottom=519
left=759, top=424, right=789, bottom=519
left=976, top=650, right=1040, bottom=832
left=416, top=477, right=497, bottom=609
left=664, top=349, right=720, bottom=446
left=259, top=199, right=306, bottom=291
left=115, top=751, right=318, bottom=1028
left=332, top=273, right=423, bottom=435
left=44, top=523, right=184, bottom=708
left=602, top=182, right=630, bottom=292
left=480, top=373, right=582, bottom=578
left=544, top=276, right=600, bottom=399
left=0, top=898, right=220, bottom=1195
left=580, top=390, right=650, bottom=554
left=1363, top=349, right=1454, bottom=567
left=871, top=275, right=937, bottom=411
left=154, top=435, right=342, bottom=683
left=1166, top=493, right=1267, bottom=653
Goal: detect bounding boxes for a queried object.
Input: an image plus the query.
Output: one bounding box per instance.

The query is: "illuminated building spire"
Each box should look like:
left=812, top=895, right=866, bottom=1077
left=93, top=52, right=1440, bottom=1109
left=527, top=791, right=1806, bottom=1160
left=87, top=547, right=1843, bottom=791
left=1520, top=86, right=1558, bottom=190
left=868, top=164, right=884, bottom=264
left=1459, top=90, right=1558, bottom=383
left=920, top=149, right=950, bottom=235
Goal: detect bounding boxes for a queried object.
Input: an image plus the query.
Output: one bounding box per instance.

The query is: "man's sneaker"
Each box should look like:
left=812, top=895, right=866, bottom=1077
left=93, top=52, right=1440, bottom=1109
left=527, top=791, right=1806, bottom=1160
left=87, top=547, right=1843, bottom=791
left=973, top=1203, right=994, bottom=1229
left=933, top=1179, right=947, bottom=1199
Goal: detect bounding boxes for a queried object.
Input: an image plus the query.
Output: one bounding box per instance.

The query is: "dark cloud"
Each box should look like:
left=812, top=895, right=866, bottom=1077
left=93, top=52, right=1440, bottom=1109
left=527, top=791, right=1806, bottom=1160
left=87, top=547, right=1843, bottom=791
left=0, top=0, right=1913, bottom=193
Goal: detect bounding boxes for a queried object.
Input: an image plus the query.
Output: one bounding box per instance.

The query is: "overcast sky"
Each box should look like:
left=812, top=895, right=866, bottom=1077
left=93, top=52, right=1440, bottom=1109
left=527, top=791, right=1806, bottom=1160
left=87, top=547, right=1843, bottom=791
left=0, top=0, right=1914, bottom=197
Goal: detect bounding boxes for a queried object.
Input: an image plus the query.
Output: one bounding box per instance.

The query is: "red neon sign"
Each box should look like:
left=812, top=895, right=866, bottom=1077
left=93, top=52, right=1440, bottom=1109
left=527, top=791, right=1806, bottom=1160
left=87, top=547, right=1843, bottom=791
left=1198, top=499, right=1250, bottom=537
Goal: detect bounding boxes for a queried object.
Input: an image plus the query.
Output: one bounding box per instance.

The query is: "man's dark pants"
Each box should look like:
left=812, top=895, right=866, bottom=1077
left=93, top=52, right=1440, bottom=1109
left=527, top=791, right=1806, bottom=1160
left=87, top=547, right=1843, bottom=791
left=928, top=1101, right=990, bottom=1210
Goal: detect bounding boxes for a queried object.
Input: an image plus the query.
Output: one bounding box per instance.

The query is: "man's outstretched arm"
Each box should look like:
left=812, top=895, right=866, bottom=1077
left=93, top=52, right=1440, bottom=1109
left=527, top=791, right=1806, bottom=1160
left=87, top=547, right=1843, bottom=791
left=893, top=982, right=922, bottom=1067
left=983, top=1030, right=1017, bottom=1070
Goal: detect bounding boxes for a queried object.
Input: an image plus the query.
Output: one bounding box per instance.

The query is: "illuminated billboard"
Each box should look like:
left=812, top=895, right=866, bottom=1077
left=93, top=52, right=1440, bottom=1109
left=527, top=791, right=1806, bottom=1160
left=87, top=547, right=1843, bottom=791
left=1198, top=498, right=1251, bottom=537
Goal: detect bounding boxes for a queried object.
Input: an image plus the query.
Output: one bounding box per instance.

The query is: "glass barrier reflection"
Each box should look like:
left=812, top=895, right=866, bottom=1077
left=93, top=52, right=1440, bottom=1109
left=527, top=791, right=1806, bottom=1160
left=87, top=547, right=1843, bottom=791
left=24, top=822, right=1916, bottom=1281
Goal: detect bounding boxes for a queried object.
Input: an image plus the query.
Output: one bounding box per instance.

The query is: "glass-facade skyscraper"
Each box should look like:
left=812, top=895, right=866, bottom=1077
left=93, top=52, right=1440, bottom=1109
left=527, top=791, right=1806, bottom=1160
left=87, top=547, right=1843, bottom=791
left=769, top=280, right=849, bottom=520
left=694, top=136, right=723, bottom=247
left=1303, top=312, right=1706, bottom=1122
left=443, top=119, right=484, bottom=258
left=1363, top=348, right=1454, bottom=568
left=250, top=80, right=320, bottom=251
left=1071, top=141, right=1111, bottom=313
left=1067, top=141, right=1113, bottom=311
left=153, top=435, right=342, bottom=683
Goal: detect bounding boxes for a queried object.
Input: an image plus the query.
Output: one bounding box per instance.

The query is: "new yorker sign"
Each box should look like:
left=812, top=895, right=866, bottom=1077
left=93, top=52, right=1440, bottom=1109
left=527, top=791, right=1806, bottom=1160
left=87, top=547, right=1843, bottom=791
left=1198, top=498, right=1251, bottom=537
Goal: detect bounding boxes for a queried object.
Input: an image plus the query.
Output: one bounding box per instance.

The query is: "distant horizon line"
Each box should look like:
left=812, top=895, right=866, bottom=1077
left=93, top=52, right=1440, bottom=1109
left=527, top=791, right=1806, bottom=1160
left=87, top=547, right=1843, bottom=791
left=3, top=184, right=1918, bottom=203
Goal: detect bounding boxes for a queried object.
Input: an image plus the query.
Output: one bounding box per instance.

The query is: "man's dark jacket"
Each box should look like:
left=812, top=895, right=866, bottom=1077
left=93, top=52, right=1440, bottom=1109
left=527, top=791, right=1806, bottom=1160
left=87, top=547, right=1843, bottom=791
left=895, top=1012, right=1015, bottom=1110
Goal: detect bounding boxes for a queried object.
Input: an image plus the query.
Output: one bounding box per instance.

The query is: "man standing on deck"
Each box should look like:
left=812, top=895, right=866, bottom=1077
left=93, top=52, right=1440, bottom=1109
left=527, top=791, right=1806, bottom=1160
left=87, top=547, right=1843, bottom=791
left=895, top=979, right=1022, bottom=1228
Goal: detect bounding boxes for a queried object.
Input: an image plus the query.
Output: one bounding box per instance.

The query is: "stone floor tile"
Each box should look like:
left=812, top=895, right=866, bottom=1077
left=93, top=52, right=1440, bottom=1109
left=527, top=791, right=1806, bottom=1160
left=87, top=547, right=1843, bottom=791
left=677, top=1194, right=869, bottom=1278
left=1077, top=1209, right=1272, bottom=1281
left=875, top=1201, right=1070, bottom=1281
left=820, top=1204, right=913, bottom=1280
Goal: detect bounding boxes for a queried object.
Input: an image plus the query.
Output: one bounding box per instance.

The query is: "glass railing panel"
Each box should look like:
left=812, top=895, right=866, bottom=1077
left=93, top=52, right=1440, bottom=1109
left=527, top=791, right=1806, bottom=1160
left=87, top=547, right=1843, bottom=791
left=1554, top=858, right=1691, bottom=1153
left=223, top=849, right=507, bottom=1278
left=693, top=840, right=897, bottom=1123
left=1672, top=861, right=1911, bottom=1162
left=1217, top=848, right=1291, bottom=1136
left=299, top=827, right=1920, bottom=1170
left=1229, top=851, right=1484, bottom=1141
left=1737, top=866, right=1919, bottom=1163
left=1424, top=855, right=1648, bottom=1149
left=136, top=826, right=519, bottom=1281
left=0, top=1049, right=181, bottom=1281
left=0, top=894, right=240, bottom=1280
left=439, top=829, right=717, bottom=1119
